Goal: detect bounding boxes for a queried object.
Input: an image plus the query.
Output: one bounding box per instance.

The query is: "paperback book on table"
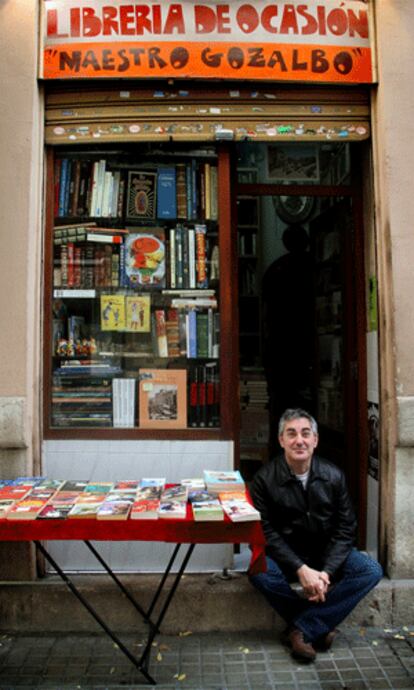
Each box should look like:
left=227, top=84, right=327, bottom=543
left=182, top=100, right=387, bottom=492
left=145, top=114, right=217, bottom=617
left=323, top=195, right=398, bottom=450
left=219, top=496, right=260, bottom=523
left=191, top=499, right=224, bottom=522
left=203, top=470, right=245, bottom=494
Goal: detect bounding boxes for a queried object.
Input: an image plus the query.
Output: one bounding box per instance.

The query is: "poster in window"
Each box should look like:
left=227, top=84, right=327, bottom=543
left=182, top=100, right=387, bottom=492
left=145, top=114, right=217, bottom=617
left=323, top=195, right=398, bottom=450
left=267, top=144, right=319, bottom=182
left=139, top=369, right=187, bottom=429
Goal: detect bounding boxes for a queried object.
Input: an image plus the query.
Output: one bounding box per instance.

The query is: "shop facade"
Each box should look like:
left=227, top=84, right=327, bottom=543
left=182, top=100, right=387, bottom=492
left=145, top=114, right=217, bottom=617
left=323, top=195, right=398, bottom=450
left=0, top=0, right=413, bottom=588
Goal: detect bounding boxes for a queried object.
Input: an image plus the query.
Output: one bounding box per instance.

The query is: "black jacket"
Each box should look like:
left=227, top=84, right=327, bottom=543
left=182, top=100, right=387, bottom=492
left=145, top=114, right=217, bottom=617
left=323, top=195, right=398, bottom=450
left=250, top=454, right=357, bottom=579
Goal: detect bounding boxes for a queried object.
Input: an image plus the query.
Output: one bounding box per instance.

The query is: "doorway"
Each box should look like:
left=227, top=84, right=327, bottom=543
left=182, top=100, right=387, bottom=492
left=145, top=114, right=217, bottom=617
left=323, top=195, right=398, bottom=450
left=235, top=142, right=368, bottom=543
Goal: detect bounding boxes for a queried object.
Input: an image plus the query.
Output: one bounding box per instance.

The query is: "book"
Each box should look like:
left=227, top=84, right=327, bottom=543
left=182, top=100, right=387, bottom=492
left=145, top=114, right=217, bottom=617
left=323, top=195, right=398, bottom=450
left=195, top=225, right=208, bottom=288
left=67, top=503, right=101, bottom=518
left=160, top=485, right=188, bottom=503
left=154, top=310, right=168, bottom=357
left=123, top=230, right=166, bottom=289
left=157, top=167, right=177, bottom=219
left=0, top=499, right=16, bottom=518
left=7, top=497, right=52, bottom=520
left=97, top=499, right=132, bottom=520
left=139, top=477, right=166, bottom=490
left=125, top=295, right=151, bottom=332
left=138, top=369, right=187, bottom=429
left=112, top=378, right=136, bottom=428
left=126, top=170, right=157, bottom=220
left=130, top=498, right=160, bottom=519
left=192, top=499, right=224, bottom=521
left=175, top=163, right=187, bottom=219
left=37, top=503, right=74, bottom=519
left=100, top=294, right=126, bottom=331
left=180, top=478, right=206, bottom=490
left=203, top=470, right=245, bottom=494
left=158, top=500, right=187, bottom=519
left=220, top=496, right=260, bottom=522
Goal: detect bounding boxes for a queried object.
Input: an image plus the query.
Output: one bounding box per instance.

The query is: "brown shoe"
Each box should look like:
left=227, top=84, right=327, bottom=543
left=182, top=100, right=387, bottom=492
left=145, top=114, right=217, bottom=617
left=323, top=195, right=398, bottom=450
left=314, top=629, right=337, bottom=651
left=288, top=627, right=317, bottom=662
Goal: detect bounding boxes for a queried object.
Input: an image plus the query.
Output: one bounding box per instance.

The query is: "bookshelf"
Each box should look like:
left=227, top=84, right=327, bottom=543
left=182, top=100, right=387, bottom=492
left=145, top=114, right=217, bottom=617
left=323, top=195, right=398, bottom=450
left=44, top=144, right=233, bottom=437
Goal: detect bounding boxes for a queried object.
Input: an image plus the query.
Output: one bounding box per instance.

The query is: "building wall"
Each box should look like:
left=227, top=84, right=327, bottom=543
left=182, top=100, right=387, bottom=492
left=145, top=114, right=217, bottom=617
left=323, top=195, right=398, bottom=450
left=0, top=0, right=414, bottom=579
left=372, top=0, right=414, bottom=578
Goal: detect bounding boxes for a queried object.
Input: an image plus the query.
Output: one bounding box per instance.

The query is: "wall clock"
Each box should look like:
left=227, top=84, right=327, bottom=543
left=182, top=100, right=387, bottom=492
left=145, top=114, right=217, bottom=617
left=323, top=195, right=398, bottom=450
left=274, top=195, right=315, bottom=223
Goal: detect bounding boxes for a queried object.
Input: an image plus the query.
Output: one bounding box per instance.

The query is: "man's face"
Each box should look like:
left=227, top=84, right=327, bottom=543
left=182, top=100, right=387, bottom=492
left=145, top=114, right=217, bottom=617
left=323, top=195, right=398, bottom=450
left=279, top=417, right=318, bottom=468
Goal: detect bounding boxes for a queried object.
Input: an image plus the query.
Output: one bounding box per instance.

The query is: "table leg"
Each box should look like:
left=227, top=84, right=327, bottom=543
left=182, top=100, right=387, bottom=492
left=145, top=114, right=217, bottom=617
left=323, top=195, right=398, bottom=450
left=34, top=540, right=156, bottom=685
left=83, top=540, right=156, bottom=631
left=139, top=543, right=195, bottom=670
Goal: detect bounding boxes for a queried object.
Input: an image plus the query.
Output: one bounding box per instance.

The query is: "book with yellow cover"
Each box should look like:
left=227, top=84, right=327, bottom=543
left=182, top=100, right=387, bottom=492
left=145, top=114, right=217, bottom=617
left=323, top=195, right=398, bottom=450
left=125, top=295, right=151, bottom=333
left=100, top=294, right=126, bottom=331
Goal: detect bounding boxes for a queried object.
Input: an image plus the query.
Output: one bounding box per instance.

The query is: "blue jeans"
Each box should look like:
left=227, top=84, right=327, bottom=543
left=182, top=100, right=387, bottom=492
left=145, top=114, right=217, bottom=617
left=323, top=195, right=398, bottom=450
left=249, top=549, right=382, bottom=643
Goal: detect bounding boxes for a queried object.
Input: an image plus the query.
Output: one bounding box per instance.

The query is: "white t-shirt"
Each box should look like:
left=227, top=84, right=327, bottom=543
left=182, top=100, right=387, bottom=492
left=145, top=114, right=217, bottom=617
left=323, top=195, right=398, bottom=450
left=295, top=470, right=310, bottom=489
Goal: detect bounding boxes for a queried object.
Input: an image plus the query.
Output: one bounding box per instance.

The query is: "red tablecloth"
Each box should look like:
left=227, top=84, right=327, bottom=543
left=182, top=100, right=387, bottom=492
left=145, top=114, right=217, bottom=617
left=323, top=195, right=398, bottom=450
left=0, top=509, right=266, bottom=574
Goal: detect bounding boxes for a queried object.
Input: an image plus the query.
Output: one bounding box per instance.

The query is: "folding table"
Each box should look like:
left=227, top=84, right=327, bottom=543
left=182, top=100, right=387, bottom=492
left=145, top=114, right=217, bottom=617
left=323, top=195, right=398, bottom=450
left=0, top=510, right=266, bottom=685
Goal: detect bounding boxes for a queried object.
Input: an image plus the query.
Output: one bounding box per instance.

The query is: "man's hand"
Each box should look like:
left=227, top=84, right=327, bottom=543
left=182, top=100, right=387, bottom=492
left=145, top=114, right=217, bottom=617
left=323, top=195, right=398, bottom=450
left=296, top=565, right=331, bottom=602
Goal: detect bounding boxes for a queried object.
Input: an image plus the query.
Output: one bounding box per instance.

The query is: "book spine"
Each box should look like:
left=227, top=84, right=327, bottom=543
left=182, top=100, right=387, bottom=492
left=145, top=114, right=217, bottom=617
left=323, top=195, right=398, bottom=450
left=64, top=160, right=73, bottom=216
left=186, top=308, right=197, bottom=359
left=196, top=312, right=209, bottom=358
left=58, top=159, right=69, bottom=217
left=186, top=163, right=192, bottom=220
left=73, top=246, right=82, bottom=287
left=191, top=159, right=197, bottom=220
left=195, top=224, right=208, bottom=288
left=210, top=165, right=218, bottom=221
left=54, top=158, right=62, bottom=218
left=89, top=161, right=100, bottom=217
left=188, top=364, right=198, bottom=427
left=182, top=227, right=190, bottom=289
left=155, top=309, right=168, bottom=357
left=175, top=225, right=184, bottom=289
left=176, top=163, right=187, bottom=219
left=66, top=242, right=75, bottom=288
left=70, top=159, right=81, bottom=217
left=188, top=228, right=196, bottom=289
left=169, top=227, right=176, bottom=289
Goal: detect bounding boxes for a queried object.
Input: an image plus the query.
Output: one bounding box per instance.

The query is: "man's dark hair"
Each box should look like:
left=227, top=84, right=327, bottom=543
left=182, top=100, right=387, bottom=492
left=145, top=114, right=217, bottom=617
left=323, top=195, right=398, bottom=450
left=278, top=408, right=318, bottom=436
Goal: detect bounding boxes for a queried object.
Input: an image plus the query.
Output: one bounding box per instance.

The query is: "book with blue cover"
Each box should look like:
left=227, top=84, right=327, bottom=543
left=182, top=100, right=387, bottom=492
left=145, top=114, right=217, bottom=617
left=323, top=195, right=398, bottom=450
left=156, top=167, right=177, bottom=219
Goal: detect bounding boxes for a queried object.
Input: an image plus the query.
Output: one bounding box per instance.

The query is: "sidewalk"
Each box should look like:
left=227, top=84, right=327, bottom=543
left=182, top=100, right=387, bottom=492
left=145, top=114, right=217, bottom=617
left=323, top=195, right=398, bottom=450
left=0, top=626, right=413, bottom=690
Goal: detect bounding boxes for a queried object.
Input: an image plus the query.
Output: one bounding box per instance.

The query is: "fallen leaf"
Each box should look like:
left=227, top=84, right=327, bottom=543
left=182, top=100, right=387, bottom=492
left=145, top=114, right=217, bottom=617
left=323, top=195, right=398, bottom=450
left=113, top=643, right=119, bottom=649
left=372, top=640, right=378, bottom=646
left=359, top=627, right=366, bottom=637
left=179, top=631, right=192, bottom=637
left=384, top=629, right=393, bottom=633
left=159, top=643, right=170, bottom=651
left=110, top=667, right=115, bottom=674
left=238, top=646, right=250, bottom=654
left=409, top=632, right=414, bottom=637
left=174, top=673, right=187, bottom=681
left=156, top=651, right=163, bottom=662
left=152, top=641, right=158, bottom=647
left=394, top=634, right=405, bottom=640
left=403, top=626, right=409, bottom=631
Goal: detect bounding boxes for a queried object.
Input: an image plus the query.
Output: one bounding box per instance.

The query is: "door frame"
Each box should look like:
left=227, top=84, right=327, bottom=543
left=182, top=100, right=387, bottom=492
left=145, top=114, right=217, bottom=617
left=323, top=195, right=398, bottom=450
left=234, top=177, right=368, bottom=546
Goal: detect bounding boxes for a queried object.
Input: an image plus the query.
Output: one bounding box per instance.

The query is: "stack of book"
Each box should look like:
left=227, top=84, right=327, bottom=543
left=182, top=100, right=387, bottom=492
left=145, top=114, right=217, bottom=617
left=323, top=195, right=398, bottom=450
left=158, top=484, right=188, bottom=520
left=6, top=479, right=63, bottom=520
left=130, top=478, right=166, bottom=519
left=188, top=488, right=224, bottom=522
left=203, top=470, right=245, bottom=495
left=219, top=491, right=261, bottom=523
left=67, top=481, right=114, bottom=519
left=96, top=480, right=139, bottom=520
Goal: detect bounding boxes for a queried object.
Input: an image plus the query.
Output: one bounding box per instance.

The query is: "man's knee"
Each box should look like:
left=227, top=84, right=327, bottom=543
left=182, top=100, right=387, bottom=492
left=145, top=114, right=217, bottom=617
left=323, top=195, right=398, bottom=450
left=345, top=550, right=383, bottom=584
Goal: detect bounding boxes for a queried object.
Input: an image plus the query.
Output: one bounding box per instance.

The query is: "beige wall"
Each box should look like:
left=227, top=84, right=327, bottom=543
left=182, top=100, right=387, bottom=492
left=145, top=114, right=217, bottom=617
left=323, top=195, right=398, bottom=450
left=0, top=0, right=42, bottom=477
left=372, top=0, right=414, bottom=577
